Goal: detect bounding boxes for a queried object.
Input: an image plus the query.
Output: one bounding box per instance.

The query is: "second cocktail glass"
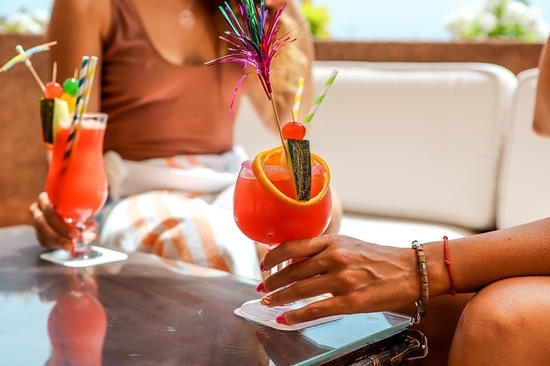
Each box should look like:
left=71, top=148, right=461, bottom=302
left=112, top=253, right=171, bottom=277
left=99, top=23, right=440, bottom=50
left=233, top=150, right=332, bottom=321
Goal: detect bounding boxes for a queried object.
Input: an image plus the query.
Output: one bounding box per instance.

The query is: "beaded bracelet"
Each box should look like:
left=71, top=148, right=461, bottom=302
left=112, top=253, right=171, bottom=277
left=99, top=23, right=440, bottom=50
left=411, top=240, right=429, bottom=325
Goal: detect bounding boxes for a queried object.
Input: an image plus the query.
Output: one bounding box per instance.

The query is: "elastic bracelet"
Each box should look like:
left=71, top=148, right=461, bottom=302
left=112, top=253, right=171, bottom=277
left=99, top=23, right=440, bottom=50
left=411, top=240, right=429, bottom=325
left=443, top=236, right=457, bottom=296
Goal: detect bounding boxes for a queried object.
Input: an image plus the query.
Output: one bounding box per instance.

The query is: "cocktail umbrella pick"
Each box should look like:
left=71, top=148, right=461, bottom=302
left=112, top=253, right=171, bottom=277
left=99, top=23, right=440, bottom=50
left=0, top=41, right=58, bottom=91
left=205, top=0, right=296, bottom=143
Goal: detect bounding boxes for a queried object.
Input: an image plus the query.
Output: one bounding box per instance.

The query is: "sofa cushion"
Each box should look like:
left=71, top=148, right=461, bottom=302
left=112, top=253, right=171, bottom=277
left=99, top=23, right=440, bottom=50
left=339, top=213, right=475, bottom=248
left=497, top=68, right=550, bottom=228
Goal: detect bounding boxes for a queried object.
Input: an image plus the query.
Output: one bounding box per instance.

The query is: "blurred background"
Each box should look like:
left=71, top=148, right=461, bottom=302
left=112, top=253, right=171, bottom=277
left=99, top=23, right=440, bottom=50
left=1, top=0, right=549, bottom=42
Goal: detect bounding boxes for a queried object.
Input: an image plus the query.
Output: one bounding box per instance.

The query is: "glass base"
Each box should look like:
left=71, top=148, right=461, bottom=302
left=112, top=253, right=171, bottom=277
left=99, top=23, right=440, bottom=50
left=40, top=245, right=128, bottom=268
left=51, top=248, right=103, bottom=261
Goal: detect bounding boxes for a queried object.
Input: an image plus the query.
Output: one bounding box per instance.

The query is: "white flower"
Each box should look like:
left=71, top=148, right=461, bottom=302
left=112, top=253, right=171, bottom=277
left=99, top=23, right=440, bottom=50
left=500, top=1, right=529, bottom=27
left=477, top=12, right=498, bottom=34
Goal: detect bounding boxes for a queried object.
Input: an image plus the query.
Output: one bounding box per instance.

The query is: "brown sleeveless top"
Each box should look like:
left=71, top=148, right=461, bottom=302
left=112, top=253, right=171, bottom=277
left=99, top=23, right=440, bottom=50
left=101, top=0, right=243, bottom=160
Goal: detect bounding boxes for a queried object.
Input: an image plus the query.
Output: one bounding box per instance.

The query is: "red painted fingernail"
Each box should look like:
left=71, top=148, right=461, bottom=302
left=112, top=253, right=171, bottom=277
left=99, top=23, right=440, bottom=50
left=276, top=314, right=287, bottom=324
left=259, top=261, right=266, bottom=272
left=256, top=282, right=265, bottom=293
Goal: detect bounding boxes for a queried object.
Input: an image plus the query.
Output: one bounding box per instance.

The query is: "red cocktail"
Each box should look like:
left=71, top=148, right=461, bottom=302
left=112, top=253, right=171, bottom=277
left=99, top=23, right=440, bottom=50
left=233, top=144, right=332, bottom=321
left=234, top=159, right=331, bottom=247
left=46, top=113, right=108, bottom=258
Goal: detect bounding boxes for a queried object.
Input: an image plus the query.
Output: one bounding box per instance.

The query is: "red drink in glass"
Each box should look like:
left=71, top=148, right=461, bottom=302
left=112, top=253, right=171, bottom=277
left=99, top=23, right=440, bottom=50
left=46, top=113, right=108, bottom=258
left=234, top=160, right=332, bottom=247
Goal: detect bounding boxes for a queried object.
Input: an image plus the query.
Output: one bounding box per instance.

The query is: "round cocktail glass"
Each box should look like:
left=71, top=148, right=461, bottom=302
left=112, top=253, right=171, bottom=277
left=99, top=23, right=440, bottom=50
left=45, top=113, right=108, bottom=261
left=233, top=156, right=332, bottom=321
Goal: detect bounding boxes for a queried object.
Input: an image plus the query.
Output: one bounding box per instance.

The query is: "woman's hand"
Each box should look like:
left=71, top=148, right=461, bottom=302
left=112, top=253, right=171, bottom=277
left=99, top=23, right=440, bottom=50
left=259, top=234, right=420, bottom=325
left=29, top=192, right=78, bottom=251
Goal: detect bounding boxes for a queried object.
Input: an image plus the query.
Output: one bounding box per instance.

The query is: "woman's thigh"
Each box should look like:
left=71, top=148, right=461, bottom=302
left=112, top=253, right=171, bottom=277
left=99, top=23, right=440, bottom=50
left=449, top=276, right=550, bottom=365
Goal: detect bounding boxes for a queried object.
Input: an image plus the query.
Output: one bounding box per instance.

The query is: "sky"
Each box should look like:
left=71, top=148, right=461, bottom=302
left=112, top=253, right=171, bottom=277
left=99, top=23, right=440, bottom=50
left=2, top=0, right=550, bottom=41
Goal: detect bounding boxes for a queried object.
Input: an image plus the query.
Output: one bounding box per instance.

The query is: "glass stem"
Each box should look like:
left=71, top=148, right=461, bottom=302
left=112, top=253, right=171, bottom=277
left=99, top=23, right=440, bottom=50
left=72, top=223, right=89, bottom=257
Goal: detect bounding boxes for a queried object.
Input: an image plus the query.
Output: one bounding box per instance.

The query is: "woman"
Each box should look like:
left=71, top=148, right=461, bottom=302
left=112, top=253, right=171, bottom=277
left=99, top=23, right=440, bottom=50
left=258, top=41, right=550, bottom=364
left=30, top=0, right=342, bottom=279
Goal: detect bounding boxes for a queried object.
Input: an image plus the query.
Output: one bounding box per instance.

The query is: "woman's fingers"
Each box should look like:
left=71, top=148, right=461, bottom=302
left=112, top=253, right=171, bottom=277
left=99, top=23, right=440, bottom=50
left=262, top=235, right=333, bottom=271
left=262, top=235, right=368, bottom=292
left=30, top=193, right=75, bottom=250
left=277, top=295, right=356, bottom=325
left=261, top=271, right=336, bottom=307
left=37, top=192, right=78, bottom=239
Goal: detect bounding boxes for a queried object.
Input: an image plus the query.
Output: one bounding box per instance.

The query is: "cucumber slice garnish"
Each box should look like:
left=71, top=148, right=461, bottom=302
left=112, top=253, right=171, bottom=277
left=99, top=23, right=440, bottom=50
left=40, top=98, right=55, bottom=145
left=287, top=138, right=311, bottom=201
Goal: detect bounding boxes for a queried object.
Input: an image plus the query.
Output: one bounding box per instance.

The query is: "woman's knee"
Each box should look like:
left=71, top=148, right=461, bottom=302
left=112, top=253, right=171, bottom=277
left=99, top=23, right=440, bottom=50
left=450, top=277, right=550, bottom=364
left=459, top=277, right=550, bottom=331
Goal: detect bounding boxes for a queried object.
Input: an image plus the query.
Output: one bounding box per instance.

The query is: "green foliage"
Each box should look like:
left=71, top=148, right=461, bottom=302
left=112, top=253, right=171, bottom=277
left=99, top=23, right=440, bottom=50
left=300, top=1, right=330, bottom=40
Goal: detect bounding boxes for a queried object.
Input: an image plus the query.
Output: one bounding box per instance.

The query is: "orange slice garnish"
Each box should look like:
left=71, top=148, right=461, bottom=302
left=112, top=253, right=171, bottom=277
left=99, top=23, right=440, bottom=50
left=251, top=145, right=331, bottom=208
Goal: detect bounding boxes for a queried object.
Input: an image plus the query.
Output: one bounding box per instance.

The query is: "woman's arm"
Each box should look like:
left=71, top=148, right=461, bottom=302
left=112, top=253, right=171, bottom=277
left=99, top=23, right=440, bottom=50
left=424, top=217, right=550, bottom=296
left=534, top=39, right=550, bottom=136
left=260, top=217, right=550, bottom=325
left=47, top=0, right=110, bottom=112
left=245, top=1, right=315, bottom=134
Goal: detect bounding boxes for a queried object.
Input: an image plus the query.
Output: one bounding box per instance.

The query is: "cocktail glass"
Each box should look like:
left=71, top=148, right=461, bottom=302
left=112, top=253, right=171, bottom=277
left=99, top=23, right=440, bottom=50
left=45, top=113, right=108, bottom=261
left=233, top=153, right=332, bottom=321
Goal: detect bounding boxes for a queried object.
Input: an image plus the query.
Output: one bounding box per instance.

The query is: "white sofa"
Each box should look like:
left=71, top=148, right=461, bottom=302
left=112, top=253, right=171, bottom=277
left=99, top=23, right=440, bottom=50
left=234, top=61, right=550, bottom=248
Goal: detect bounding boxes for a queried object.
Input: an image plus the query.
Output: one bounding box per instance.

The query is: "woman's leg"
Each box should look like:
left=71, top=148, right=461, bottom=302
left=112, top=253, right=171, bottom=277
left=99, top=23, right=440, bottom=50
left=449, top=276, right=550, bottom=365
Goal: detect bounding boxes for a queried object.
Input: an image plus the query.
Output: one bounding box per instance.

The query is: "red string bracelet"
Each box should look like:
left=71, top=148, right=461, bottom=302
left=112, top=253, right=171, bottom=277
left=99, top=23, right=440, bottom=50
left=443, top=236, right=457, bottom=296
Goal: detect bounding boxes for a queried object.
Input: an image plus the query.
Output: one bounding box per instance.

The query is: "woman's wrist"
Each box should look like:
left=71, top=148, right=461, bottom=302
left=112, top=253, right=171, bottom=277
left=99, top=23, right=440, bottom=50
left=423, top=239, right=455, bottom=297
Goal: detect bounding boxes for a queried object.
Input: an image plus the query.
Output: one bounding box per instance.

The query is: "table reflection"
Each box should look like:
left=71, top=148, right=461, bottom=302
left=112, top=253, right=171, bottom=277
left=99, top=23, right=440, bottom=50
left=47, top=269, right=106, bottom=366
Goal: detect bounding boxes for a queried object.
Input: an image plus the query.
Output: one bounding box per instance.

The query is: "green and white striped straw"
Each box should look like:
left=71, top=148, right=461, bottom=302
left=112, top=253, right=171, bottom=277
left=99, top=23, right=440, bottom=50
left=303, top=69, right=338, bottom=124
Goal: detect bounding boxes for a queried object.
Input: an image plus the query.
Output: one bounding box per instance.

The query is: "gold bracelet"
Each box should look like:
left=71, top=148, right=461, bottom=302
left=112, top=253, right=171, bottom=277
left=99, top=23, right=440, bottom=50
left=411, top=240, right=429, bottom=325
